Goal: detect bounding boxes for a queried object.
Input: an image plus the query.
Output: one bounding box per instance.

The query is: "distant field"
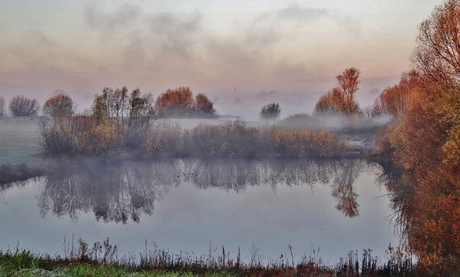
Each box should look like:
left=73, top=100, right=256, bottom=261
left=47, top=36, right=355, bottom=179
left=0, top=117, right=42, bottom=165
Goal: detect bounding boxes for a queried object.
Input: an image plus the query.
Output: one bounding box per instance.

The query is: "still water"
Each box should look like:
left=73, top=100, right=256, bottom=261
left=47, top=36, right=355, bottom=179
left=0, top=158, right=398, bottom=264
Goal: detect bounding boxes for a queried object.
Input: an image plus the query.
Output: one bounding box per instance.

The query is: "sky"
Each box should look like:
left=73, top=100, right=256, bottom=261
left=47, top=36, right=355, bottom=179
left=0, top=0, right=440, bottom=112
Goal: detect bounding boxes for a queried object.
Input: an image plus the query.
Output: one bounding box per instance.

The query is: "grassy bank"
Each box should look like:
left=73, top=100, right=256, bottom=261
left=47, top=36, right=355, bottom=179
left=0, top=238, right=418, bottom=277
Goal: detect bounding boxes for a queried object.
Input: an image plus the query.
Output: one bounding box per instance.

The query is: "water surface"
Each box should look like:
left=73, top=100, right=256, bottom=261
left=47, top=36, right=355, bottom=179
left=0, top=158, right=397, bottom=264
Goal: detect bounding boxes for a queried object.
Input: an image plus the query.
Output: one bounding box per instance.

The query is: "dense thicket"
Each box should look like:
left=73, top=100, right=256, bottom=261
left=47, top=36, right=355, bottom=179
left=376, top=0, right=460, bottom=272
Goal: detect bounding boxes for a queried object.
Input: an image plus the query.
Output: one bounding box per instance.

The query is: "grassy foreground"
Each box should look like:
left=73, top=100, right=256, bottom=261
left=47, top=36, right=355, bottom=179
left=0, top=238, right=417, bottom=277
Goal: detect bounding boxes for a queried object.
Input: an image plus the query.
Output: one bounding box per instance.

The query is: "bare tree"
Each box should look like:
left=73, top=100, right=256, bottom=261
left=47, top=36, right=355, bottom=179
left=9, top=95, right=40, bottom=117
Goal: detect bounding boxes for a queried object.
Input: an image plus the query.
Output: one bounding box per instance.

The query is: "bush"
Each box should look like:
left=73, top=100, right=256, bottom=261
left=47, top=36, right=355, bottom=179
left=260, top=103, right=281, bottom=120
left=195, top=93, right=215, bottom=116
left=42, top=94, right=74, bottom=117
left=155, top=87, right=216, bottom=117
left=39, top=88, right=157, bottom=159
left=9, top=95, right=40, bottom=117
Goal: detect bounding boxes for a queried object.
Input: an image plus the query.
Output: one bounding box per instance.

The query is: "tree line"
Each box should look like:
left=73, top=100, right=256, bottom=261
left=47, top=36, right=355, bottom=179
left=0, top=87, right=216, bottom=118
left=371, top=0, right=460, bottom=273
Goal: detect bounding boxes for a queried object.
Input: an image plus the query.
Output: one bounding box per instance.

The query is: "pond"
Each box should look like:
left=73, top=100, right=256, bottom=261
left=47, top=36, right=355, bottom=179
left=0, top=158, right=398, bottom=265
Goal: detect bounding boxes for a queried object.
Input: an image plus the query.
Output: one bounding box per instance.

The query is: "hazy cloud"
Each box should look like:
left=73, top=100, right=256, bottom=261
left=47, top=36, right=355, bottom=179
left=85, top=4, right=140, bottom=34
left=256, top=5, right=328, bottom=25
left=255, top=4, right=360, bottom=37
left=148, top=11, right=202, bottom=59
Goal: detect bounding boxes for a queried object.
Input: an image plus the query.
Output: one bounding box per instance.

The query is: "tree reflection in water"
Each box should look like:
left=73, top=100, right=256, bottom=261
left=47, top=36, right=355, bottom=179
left=38, top=160, right=177, bottom=223
left=36, top=158, right=368, bottom=223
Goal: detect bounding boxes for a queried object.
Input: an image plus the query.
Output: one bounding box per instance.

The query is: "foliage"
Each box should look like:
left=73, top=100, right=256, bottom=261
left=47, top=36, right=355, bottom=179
left=259, top=103, right=281, bottom=120
left=155, top=87, right=215, bottom=117
left=315, top=68, right=361, bottom=115
left=375, top=0, right=460, bottom=273
left=371, top=70, right=419, bottom=119
left=155, top=87, right=195, bottom=117
left=412, top=0, right=460, bottom=84
left=185, top=121, right=349, bottom=159
left=9, top=95, right=40, bottom=117
left=195, top=93, right=216, bottom=116
left=42, top=94, right=74, bottom=117
left=39, top=88, right=156, bottom=159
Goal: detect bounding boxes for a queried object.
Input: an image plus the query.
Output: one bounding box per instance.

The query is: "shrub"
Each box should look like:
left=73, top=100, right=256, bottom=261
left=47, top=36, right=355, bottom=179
left=260, top=103, right=281, bottom=120
left=195, top=93, right=215, bottom=116
left=39, top=88, right=156, bottom=159
left=9, top=95, right=40, bottom=117
left=43, top=94, right=74, bottom=117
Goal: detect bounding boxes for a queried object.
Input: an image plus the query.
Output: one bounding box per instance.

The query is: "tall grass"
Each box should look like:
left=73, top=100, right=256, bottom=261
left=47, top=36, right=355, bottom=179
left=0, top=239, right=417, bottom=276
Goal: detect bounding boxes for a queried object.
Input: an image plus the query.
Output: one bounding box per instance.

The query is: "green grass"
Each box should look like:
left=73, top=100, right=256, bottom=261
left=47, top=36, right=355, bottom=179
left=0, top=239, right=420, bottom=277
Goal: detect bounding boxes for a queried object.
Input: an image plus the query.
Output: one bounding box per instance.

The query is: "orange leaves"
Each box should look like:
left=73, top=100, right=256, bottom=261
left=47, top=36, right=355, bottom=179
left=186, top=122, right=348, bottom=158
left=43, top=94, right=74, bottom=117
left=155, top=87, right=215, bottom=117
left=315, top=68, right=361, bottom=115
left=371, top=71, right=418, bottom=119
left=264, top=129, right=347, bottom=158
left=157, top=87, right=194, bottom=110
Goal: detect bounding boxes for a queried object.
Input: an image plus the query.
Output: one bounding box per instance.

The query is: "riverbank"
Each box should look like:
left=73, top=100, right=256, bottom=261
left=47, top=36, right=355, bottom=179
left=0, top=241, right=414, bottom=277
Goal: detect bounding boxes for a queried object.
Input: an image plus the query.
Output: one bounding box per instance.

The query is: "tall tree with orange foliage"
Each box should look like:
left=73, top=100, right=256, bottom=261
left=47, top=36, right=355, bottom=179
left=315, top=68, right=361, bottom=115
left=371, top=70, right=419, bottom=119
left=155, top=87, right=215, bottom=117
left=377, top=0, right=460, bottom=273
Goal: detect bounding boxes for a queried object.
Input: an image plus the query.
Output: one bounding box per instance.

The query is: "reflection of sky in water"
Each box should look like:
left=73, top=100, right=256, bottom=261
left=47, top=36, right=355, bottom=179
left=0, top=159, right=397, bottom=264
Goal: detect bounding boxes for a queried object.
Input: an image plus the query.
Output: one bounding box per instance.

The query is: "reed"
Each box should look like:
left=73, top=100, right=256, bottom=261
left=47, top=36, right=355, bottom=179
left=0, top=239, right=418, bottom=277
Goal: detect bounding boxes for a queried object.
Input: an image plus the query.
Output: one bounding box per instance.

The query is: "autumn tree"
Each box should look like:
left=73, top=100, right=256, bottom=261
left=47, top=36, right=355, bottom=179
left=43, top=94, right=74, bottom=117
left=9, top=95, right=40, bottom=117
left=260, top=103, right=281, bottom=120
left=314, top=68, right=361, bottom=115
left=195, top=93, right=215, bottom=116
left=371, top=70, right=419, bottom=119
left=155, top=87, right=216, bottom=117
left=377, top=0, right=460, bottom=272
left=412, top=0, right=460, bottom=84
left=39, top=94, right=76, bottom=156
left=155, top=87, right=195, bottom=117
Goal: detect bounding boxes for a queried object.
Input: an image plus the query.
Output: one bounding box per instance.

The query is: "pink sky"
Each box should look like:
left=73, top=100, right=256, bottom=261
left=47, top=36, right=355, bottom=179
left=0, top=0, right=439, bottom=112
